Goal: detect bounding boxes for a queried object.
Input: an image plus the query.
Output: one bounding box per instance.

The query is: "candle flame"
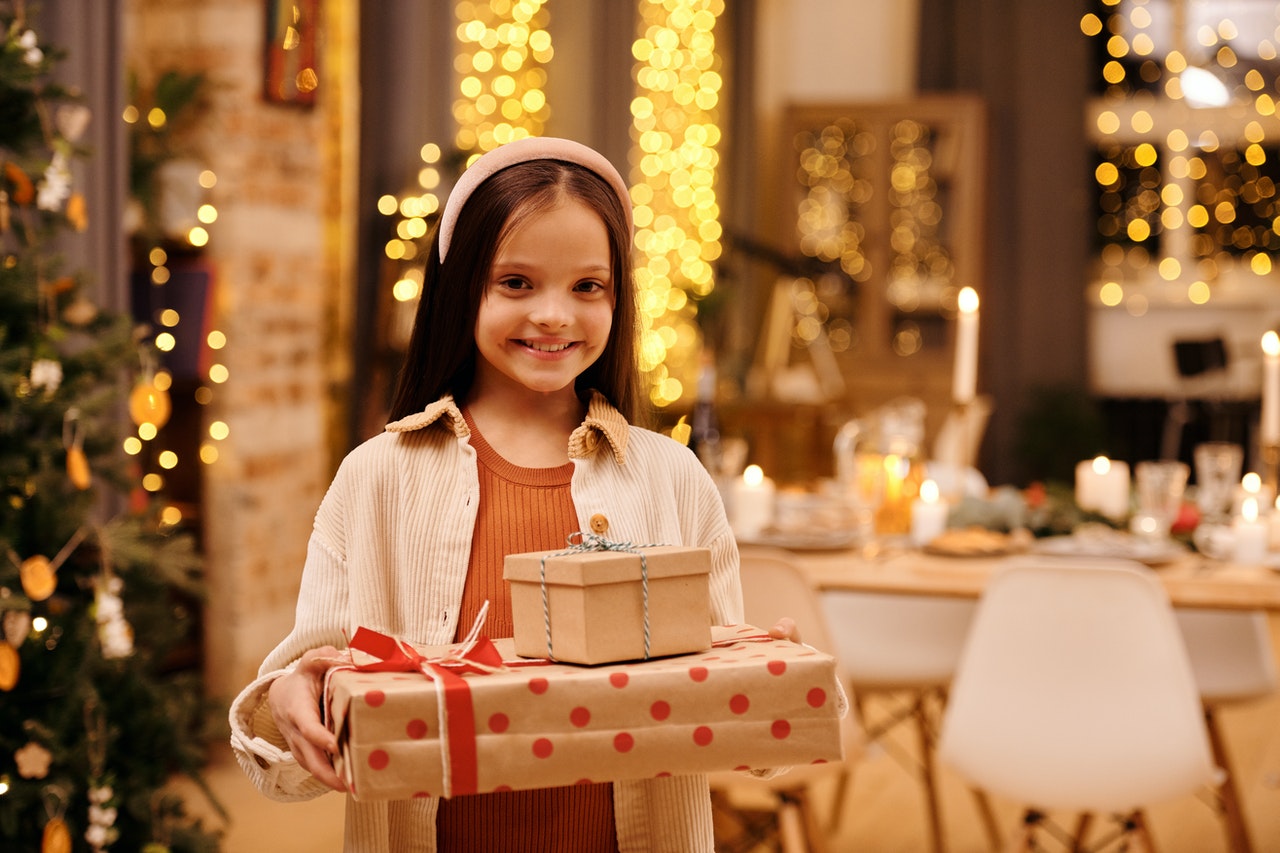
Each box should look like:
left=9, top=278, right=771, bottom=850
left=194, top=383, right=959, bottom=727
left=920, top=479, right=940, bottom=503
left=1091, top=455, right=1111, bottom=475
left=1243, top=472, right=1261, bottom=494
left=958, top=286, right=979, bottom=314
left=1263, top=330, right=1280, bottom=358
left=1243, top=496, right=1259, bottom=523
left=743, top=464, right=764, bottom=487
left=670, top=415, right=691, bottom=446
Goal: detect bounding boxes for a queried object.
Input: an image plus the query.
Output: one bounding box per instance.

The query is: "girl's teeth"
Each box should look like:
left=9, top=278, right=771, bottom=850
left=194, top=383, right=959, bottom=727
left=528, top=341, right=570, bottom=352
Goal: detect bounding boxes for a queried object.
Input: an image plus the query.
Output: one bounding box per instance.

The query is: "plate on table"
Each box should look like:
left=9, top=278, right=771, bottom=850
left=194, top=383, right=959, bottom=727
left=1032, top=528, right=1189, bottom=567
left=923, top=527, right=1032, bottom=558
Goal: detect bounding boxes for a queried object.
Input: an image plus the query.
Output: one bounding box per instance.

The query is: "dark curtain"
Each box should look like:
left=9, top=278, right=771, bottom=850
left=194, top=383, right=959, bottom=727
left=916, top=0, right=1094, bottom=486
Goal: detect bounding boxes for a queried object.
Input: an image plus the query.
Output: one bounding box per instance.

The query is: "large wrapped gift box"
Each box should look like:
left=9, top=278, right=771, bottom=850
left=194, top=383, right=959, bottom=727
left=503, top=543, right=712, bottom=664
left=326, top=624, right=844, bottom=801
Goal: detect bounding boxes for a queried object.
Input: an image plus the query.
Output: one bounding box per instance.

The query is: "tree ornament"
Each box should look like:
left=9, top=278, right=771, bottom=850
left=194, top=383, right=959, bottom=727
left=4, top=161, right=34, bottom=205
left=42, top=817, right=72, bottom=853
left=128, top=375, right=171, bottom=429
left=3, top=608, right=32, bottom=645
left=94, top=576, right=134, bottom=660
left=66, top=446, right=91, bottom=489
left=64, top=408, right=91, bottom=490
left=30, top=358, right=63, bottom=394
left=16, top=741, right=53, bottom=779
left=20, top=555, right=56, bottom=601
left=66, top=191, right=87, bottom=231
left=63, top=296, right=99, bottom=325
left=0, top=641, right=19, bottom=690
left=41, top=786, right=73, bottom=853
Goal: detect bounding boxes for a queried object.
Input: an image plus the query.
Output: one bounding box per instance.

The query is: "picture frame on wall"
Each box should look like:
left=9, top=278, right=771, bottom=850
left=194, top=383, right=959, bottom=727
left=263, top=0, right=319, bottom=107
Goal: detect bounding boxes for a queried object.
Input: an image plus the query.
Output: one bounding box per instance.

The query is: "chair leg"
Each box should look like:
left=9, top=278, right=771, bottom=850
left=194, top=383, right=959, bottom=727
left=777, top=797, right=808, bottom=853
left=1002, top=810, right=1038, bottom=853
left=1071, top=812, right=1093, bottom=853
left=1126, top=810, right=1158, bottom=853
left=969, top=786, right=1002, bottom=851
left=1204, top=707, right=1255, bottom=853
left=914, top=693, right=947, bottom=853
left=779, top=788, right=829, bottom=853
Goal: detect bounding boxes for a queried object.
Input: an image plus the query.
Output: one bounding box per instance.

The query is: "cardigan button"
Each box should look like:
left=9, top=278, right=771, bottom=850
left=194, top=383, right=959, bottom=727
left=588, top=514, right=610, bottom=534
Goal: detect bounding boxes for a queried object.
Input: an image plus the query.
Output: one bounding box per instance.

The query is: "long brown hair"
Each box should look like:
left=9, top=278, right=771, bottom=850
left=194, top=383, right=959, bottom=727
left=388, top=159, right=643, bottom=423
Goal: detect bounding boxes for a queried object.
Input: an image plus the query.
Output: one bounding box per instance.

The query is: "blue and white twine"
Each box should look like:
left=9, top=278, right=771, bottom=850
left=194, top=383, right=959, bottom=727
left=538, top=531, right=659, bottom=661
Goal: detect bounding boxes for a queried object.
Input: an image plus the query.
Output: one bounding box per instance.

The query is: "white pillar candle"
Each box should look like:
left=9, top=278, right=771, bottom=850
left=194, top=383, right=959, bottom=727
left=1075, top=455, right=1130, bottom=520
left=952, top=286, right=980, bottom=405
left=1268, top=495, right=1280, bottom=551
left=731, top=464, right=775, bottom=540
left=1262, top=331, right=1280, bottom=446
left=910, top=479, right=949, bottom=547
left=1233, top=496, right=1268, bottom=565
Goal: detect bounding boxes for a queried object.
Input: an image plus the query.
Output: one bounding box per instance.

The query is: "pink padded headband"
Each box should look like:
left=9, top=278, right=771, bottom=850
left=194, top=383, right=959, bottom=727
left=437, top=137, right=633, bottom=261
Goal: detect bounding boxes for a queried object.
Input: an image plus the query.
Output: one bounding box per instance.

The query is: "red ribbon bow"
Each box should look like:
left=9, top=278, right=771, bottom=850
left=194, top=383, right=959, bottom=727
left=342, top=622, right=505, bottom=797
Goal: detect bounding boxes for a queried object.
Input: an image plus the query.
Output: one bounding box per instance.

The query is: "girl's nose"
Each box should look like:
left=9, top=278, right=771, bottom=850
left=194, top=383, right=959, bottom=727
left=528, top=290, right=573, bottom=328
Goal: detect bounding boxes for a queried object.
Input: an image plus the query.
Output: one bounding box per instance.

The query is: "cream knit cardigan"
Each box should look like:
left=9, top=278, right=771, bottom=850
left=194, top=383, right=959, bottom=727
left=229, top=393, right=744, bottom=852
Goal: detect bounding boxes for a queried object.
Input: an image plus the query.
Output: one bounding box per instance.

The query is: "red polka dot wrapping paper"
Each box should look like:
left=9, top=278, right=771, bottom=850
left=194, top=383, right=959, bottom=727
left=326, top=624, right=845, bottom=801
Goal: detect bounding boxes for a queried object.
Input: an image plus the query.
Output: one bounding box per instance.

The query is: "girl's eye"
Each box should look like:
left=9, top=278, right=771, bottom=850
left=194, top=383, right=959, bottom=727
left=497, top=276, right=529, bottom=290
left=575, top=280, right=607, bottom=293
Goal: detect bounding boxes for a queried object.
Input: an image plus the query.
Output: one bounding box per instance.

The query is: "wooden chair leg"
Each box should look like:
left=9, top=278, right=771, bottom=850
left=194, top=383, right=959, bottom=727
left=915, top=694, right=947, bottom=853
left=777, top=797, right=808, bottom=853
left=1205, top=707, right=1256, bottom=853
left=970, top=786, right=1002, bottom=851
left=1001, top=811, right=1037, bottom=853
left=1071, top=812, right=1093, bottom=853
left=1128, top=810, right=1159, bottom=853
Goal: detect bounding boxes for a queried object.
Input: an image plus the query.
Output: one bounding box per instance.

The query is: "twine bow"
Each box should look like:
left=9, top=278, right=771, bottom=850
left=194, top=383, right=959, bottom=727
left=539, top=531, right=660, bottom=661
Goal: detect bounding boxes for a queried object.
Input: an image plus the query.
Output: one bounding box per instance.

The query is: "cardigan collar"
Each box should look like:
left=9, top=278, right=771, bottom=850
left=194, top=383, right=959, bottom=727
left=384, top=391, right=630, bottom=464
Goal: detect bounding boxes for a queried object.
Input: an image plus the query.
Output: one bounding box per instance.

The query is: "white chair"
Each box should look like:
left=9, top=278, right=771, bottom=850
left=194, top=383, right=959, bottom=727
left=1175, top=608, right=1278, bottom=853
left=820, top=590, right=999, bottom=853
left=937, top=556, right=1219, bottom=851
left=709, top=548, right=863, bottom=853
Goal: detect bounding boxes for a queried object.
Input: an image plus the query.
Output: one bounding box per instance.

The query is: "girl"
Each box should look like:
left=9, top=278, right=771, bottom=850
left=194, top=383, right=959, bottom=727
left=229, top=137, right=791, bottom=852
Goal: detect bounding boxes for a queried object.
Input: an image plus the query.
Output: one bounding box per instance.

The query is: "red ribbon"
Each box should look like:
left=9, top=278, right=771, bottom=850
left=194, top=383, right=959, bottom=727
left=344, top=627, right=506, bottom=797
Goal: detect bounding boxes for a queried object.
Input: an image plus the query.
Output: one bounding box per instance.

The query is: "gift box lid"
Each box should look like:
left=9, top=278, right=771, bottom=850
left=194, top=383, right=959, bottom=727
left=504, top=545, right=711, bottom=587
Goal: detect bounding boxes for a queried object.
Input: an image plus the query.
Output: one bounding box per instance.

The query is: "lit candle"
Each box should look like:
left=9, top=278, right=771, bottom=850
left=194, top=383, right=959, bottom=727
left=1263, top=331, right=1280, bottom=446
left=1074, top=455, right=1131, bottom=520
left=1233, top=496, right=1268, bottom=565
left=910, top=478, right=949, bottom=547
left=1234, top=471, right=1276, bottom=516
left=731, top=464, right=776, bottom=540
left=952, top=286, right=980, bottom=405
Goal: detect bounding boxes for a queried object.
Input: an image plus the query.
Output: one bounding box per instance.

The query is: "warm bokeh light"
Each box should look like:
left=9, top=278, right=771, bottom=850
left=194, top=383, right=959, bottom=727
left=630, top=0, right=725, bottom=407
left=453, top=0, right=550, bottom=154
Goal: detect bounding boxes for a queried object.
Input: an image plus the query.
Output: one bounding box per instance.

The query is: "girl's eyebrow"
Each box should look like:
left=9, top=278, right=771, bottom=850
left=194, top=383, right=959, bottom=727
left=491, top=258, right=612, bottom=276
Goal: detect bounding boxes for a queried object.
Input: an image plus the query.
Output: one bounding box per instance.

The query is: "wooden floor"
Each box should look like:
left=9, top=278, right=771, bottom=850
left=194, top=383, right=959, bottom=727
left=181, top=617, right=1280, bottom=852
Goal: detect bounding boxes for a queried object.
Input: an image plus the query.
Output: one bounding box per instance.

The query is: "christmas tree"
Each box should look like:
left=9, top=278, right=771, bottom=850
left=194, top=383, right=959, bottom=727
left=0, top=7, right=222, bottom=852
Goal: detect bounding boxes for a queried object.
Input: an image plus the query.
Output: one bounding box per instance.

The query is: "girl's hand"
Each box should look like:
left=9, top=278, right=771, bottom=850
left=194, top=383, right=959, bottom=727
left=768, top=617, right=801, bottom=645
left=268, top=645, right=348, bottom=792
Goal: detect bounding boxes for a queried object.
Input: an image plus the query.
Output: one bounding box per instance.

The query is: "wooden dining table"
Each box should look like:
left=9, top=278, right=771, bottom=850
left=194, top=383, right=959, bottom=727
left=755, top=544, right=1280, bottom=612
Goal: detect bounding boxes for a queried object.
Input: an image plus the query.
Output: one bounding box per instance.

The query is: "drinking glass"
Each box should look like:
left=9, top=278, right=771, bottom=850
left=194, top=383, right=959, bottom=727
left=1193, top=441, right=1244, bottom=522
left=1132, top=460, right=1190, bottom=540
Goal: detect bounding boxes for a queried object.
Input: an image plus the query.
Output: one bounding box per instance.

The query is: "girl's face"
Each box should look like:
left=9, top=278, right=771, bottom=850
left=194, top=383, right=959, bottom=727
left=472, top=197, right=615, bottom=401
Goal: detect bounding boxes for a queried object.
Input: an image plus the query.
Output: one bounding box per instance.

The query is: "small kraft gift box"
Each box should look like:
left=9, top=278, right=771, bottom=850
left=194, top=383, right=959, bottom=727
left=326, top=624, right=846, bottom=801
left=502, top=533, right=712, bottom=664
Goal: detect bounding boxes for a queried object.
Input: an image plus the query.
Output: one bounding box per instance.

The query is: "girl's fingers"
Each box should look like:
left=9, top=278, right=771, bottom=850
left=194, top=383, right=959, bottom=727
left=768, top=617, right=801, bottom=644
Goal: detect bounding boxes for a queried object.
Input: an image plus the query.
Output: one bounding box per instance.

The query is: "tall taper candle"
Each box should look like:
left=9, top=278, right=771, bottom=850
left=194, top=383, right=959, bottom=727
left=1262, top=331, right=1280, bottom=445
left=952, top=286, right=980, bottom=404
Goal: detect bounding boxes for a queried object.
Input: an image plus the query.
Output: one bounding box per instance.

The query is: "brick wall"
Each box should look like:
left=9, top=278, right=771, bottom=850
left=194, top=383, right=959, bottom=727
left=125, top=0, right=356, bottom=702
